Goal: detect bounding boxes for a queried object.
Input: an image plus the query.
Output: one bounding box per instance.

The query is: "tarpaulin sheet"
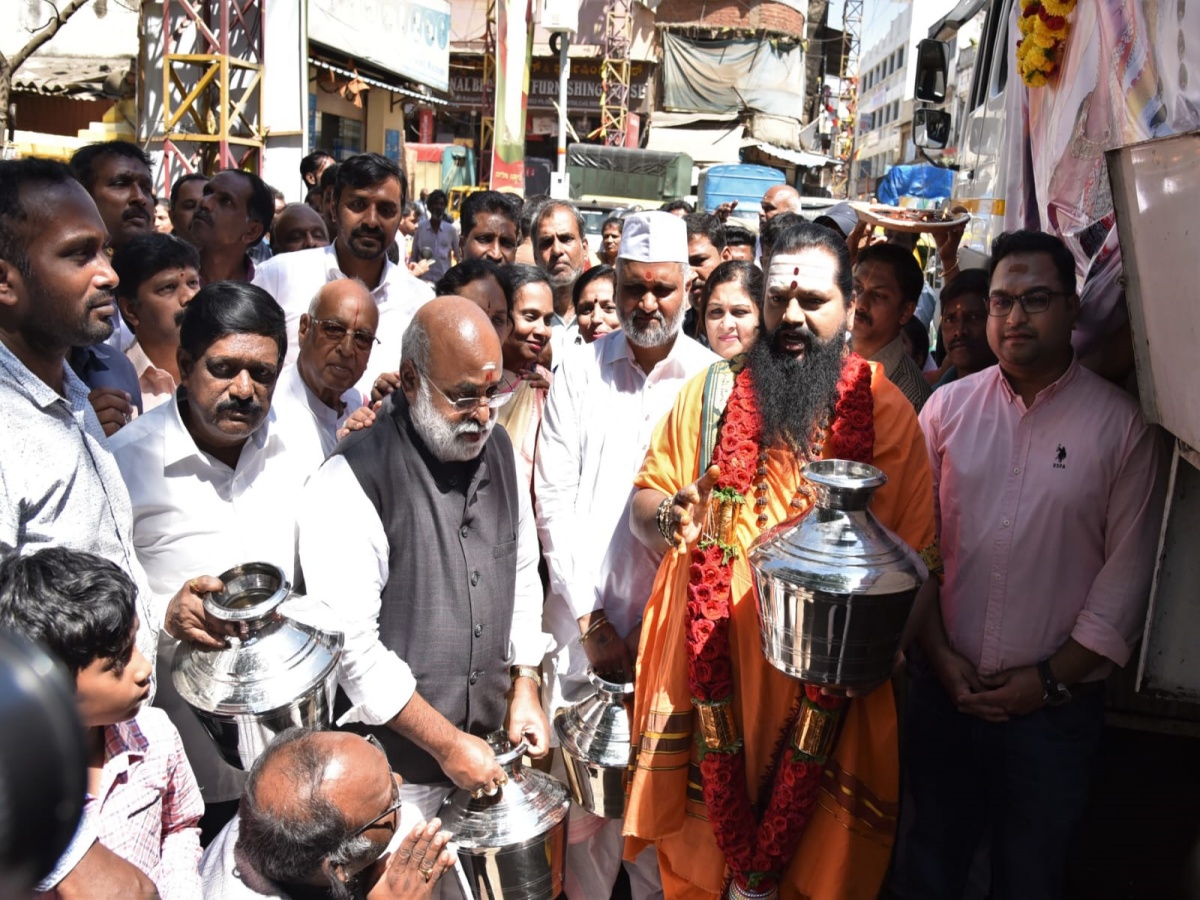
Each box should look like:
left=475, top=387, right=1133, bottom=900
left=662, top=32, right=804, bottom=117
left=875, top=164, right=955, bottom=205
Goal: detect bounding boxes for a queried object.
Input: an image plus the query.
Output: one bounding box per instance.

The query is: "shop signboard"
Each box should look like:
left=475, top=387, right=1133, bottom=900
left=450, top=57, right=651, bottom=113
left=310, top=0, right=451, bottom=92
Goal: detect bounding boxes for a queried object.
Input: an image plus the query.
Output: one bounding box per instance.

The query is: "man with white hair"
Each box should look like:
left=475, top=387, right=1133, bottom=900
left=298, top=297, right=549, bottom=899
left=270, top=278, right=376, bottom=464
left=535, top=210, right=717, bottom=898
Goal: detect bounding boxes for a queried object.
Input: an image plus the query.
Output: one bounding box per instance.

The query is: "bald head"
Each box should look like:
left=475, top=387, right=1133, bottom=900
left=238, top=730, right=396, bottom=889
left=761, top=185, right=803, bottom=228
left=272, top=203, right=329, bottom=254
left=406, top=295, right=503, bottom=374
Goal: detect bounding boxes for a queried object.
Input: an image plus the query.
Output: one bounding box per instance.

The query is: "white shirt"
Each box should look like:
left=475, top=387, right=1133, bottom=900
left=269, top=364, right=363, bottom=466
left=251, top=243, right=434, bottom=397
left=108, top=393, right=318, bottom=802
left=549, top=315, right=582, bottom=369
left=534, top=330, right=717, bottom=706
left=200, top=817, right=287, bottom=900
left=125, top=341, right=177, bottom=412
left=298, top=452, right=547, bottom=728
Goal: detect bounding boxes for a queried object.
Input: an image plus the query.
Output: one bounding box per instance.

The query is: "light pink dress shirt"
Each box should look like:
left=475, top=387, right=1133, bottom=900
left=89, top=707, right=204, bottom=899
left=920, top=360, right=1167, bottom=681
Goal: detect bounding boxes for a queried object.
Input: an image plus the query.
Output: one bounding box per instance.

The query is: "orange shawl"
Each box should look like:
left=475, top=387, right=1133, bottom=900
left=624, top=361, right=935, bottom=899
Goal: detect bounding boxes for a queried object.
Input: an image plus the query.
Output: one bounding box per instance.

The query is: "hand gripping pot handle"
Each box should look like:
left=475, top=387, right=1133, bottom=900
left=494, top=738, right=531, bottom=775
left=200, top=573, right=292, bottom=625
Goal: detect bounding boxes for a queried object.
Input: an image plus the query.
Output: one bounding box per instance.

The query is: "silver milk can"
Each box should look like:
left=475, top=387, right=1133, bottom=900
left=172, top=562, right=343, bottom=769
left=553, top=668, right=634, bottom=818
left=439, top=734, right=570, bottom=900
left=748, top=460, right=928, bottom=694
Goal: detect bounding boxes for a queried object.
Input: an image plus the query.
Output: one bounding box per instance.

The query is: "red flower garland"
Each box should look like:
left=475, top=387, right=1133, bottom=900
left=685, top=353, right=875, bottom=893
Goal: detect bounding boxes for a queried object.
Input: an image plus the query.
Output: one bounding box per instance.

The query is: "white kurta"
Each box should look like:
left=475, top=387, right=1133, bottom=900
left=534, top=330, right=717, bottom=714
left=269, top=363, right=363, bottom=467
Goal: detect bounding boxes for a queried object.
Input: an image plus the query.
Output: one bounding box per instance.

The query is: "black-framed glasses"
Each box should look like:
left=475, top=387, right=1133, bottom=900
left=353, top=734, right=403, bottom=836
left=312, top=318, right=380, bottom=351
left=419, top=368, right=515, bottom=413
left=986, top=290, right=1066, bottom=317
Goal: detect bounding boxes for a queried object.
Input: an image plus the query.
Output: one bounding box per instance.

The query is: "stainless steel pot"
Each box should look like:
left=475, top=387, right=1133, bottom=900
left=553, top=668, right=633, bottom=818
left=749, top=460, right=928, bottom=694
left=439, top=734, right=570, bottom=900
left=171, top=562, right=343, bottom=770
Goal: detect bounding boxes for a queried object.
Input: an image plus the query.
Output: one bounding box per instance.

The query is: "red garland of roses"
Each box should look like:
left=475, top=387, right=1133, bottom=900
left=685, top=353, right=875, bottom=892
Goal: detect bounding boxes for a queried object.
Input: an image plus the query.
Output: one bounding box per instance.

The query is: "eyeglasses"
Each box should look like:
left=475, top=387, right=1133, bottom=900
left=986, top=290, right=1066, bottom=317
left=312, top=318, right=380, bottom=352
left=420, top=368, right=515, bottom=413
left=353, top=735, right=403, bottom=836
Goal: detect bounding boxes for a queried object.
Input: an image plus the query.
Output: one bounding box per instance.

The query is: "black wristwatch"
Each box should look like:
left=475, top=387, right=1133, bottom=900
left=1037, top=659, right=1072, bottom=707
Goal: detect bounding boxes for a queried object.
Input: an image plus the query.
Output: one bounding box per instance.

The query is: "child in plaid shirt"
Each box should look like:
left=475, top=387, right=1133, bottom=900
left=0, top=548, right=204, bottom=899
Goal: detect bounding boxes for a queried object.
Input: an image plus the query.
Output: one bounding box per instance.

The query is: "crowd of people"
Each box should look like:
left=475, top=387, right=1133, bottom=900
left=0, top=140, right=1168, bottom=900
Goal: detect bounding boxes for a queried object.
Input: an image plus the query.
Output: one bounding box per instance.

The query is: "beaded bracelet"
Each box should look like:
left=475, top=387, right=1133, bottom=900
left=656, top=496, right=675, bottom=545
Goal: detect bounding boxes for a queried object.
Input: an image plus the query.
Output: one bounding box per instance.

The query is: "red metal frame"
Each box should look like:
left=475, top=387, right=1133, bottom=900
left=156, top=0, right=265, bottom=195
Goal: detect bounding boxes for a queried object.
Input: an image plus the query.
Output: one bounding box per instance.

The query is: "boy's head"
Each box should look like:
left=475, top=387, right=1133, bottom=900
left=0, top=549, right=151, bottom=727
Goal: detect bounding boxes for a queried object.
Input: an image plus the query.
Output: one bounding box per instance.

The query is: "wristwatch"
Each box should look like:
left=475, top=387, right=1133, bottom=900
left=1037, top=659, right=1072, bottom=707
left=510, top=665, right=542, bottom=687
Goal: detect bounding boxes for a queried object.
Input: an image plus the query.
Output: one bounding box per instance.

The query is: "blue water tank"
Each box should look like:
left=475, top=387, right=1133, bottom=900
left=698, top=165, right=786, bottom=220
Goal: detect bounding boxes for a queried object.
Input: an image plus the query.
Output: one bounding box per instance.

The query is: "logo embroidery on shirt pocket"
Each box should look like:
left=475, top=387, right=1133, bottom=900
left=1053, top=444, right=1067, bottom=469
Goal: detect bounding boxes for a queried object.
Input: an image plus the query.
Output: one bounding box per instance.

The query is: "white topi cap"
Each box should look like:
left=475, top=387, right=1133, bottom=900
left=617, top=210, right=688, bottom=264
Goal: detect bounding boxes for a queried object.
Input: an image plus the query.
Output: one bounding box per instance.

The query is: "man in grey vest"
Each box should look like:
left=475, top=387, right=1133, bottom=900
left=298, top=296, right=549, bottom=866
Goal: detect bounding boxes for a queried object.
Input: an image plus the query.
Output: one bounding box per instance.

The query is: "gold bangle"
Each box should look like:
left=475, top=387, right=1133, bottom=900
left=580, top=615, right=609, bottom=644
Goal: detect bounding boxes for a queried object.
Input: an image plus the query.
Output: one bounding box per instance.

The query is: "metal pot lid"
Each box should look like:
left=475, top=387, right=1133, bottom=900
left=439, top=737, right=570, bottom=850
left=553, top=669, right=634, bottom=768
left=171, top=562, right=344, bottom=716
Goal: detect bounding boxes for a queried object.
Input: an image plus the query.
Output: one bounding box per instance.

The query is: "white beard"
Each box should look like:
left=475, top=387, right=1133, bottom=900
left=618, top=298, right=686, bottom=349
left=409, top=380, right=494, bottom=462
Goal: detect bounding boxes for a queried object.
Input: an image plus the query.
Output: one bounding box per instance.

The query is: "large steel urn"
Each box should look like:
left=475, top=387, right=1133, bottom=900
left=440, top=734, right=570, bottom=900
left=172, top=562, right=343, bottom=770
left=748, top=460, right=927, bottom=694
left=553, top=668, right=634, bottom=818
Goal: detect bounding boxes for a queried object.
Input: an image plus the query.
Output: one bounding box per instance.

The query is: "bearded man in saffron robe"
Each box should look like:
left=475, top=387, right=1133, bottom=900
left=624, top=221, right=938, bottom=900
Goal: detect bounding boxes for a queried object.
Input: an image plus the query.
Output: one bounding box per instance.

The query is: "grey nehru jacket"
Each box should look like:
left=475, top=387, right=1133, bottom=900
left=330, top=393, right=523, bottom=785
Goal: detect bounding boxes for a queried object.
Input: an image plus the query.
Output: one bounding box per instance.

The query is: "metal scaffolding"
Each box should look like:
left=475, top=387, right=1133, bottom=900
left=838, top=0, right=863, bottom=197
left=156, top=0, right=264, bottom=191
left=478, top=0, right=497, bottom=185
left=598, top=0, right=632, bottom=146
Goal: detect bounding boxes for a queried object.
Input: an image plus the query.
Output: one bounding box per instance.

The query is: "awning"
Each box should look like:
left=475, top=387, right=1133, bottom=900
left=308, top=57, right=450, bottom=107
left=13, top=55, right=133, bottom=101
left=646, top=122, right=744, bottom=165
left=929, top=0, right=988, bottom=39
left=743, top=139, right=834, bottom=168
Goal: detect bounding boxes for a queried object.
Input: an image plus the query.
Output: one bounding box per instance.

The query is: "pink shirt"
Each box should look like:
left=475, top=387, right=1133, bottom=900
left=919, top=360, right=1166, bottom=680
left=89, top=707, right=204, bottom=899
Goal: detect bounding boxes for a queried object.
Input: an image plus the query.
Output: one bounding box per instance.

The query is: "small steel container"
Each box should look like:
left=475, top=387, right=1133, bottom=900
left=749, top=460, right=928, bottom=694
left=553, top=668, right=634, bottom=818
left=440, top=734, right=570, bottom=900
left=172, top=562, right=343, bottom=770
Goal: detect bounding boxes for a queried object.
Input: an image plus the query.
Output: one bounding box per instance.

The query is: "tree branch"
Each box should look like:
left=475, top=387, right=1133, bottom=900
left=12, top=0, right=94, bottom=73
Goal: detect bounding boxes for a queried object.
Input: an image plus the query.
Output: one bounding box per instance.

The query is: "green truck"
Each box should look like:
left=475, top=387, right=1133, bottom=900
left=566, top=145, right=693, bottom=208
